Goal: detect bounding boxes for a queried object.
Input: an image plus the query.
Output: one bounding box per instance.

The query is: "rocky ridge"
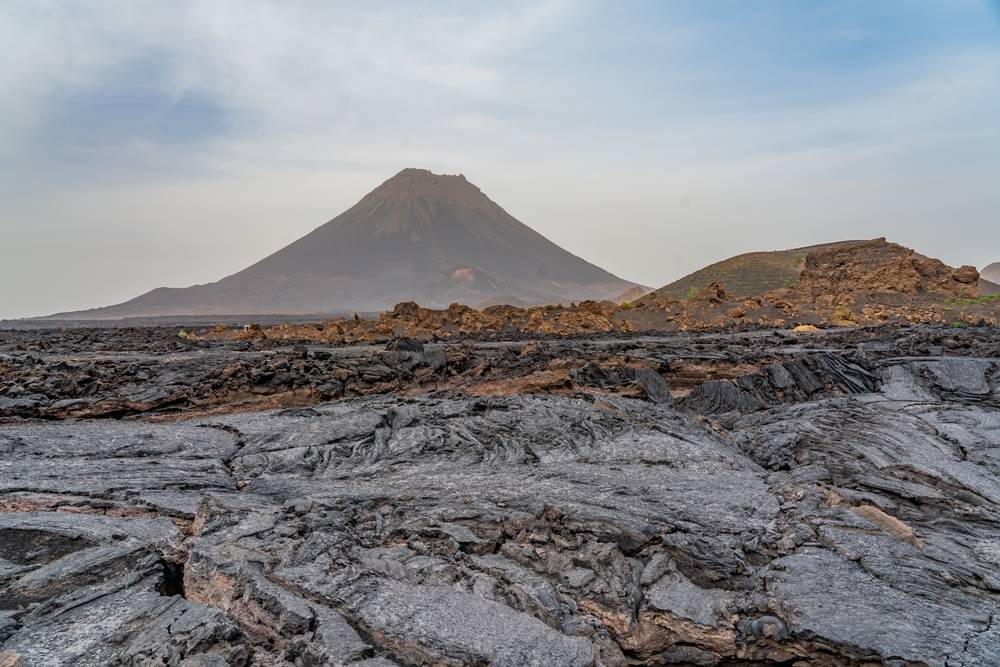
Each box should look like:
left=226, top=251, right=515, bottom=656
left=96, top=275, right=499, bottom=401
left=637, top=237, right=991, bottom=329
left=179, top=238, right=999, bottom=345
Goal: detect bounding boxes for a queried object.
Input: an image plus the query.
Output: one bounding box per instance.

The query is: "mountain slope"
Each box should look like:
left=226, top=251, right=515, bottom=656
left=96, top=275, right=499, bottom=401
left=981, top=262, right=1000, bottom=288
left=56, top=169, right=639, bottom=317
left=980, top=278, right=1000, bottom=295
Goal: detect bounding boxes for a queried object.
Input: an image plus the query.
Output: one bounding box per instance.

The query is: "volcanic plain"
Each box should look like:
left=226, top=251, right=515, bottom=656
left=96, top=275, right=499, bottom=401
left=1, top=316, right=999, bottom=667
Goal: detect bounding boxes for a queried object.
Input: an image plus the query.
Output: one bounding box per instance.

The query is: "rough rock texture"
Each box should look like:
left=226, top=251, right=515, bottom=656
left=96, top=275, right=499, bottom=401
left=9, top=321, right=1000, bottom=422
left=2, top=324, right=999, bottom=665
left=797, top=238, right=980, bottom=299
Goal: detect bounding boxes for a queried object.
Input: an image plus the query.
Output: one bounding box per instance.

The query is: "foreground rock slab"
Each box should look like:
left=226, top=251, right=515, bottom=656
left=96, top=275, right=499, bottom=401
left=1, top=328, right=999, bottom=666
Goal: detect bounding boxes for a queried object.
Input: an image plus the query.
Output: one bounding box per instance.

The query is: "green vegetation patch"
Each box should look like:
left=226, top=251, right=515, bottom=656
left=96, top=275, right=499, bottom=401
left=948, top=294, right=1000, bottom=306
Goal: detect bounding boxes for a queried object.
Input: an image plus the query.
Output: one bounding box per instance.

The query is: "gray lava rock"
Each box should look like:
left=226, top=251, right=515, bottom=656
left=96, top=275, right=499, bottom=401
left=2, top=326, right=998, bottom=666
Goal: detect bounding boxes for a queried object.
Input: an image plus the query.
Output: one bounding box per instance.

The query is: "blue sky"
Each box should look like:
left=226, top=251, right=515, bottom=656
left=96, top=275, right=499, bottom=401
left=2, top=1, right=999, bottom=318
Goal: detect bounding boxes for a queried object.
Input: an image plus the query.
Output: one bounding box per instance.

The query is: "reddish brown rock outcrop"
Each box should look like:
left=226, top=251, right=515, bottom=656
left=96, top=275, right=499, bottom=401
left=796, top=238, right=979, bottom=300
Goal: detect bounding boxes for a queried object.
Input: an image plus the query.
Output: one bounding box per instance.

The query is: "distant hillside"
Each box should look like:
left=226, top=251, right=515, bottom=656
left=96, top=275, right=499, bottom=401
left=645, top=240, right=865, bottom=300
left=611, top=285, right=650, bottom=304
left=52, top=169, right=639, bottom=318
left=982, top=262, right=1000, bottom=286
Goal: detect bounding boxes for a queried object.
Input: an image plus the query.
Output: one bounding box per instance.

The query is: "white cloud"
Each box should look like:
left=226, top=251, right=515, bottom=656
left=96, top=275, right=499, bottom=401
left=0, top=1, right=573, bottom=152
left=1, top=1, right=999, bottom=318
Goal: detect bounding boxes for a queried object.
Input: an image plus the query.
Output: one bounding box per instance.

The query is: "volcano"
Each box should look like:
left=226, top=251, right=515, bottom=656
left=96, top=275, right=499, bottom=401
left=982, top=262, right=1000, bottom=286
left=58, top=169, right=639, bottom=318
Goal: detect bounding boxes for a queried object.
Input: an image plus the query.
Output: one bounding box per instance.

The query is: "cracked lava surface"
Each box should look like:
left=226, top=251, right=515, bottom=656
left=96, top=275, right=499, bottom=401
left=1, top=324, right=999, bottom=666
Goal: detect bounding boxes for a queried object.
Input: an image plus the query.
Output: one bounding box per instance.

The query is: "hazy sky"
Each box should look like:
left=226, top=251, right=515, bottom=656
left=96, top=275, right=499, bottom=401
left=2, top=1, right=999, bottom=318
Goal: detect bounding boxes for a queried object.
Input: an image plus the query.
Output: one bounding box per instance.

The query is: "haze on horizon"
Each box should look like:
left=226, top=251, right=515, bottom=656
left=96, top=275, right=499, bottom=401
left=2, top=1, right=999, bottom=319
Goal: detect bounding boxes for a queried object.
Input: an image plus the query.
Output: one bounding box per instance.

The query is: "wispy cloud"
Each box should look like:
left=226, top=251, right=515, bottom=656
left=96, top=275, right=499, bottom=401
left=1, top=1, right=999, bottom=318
left=2, top=2, right=571, bottom=154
